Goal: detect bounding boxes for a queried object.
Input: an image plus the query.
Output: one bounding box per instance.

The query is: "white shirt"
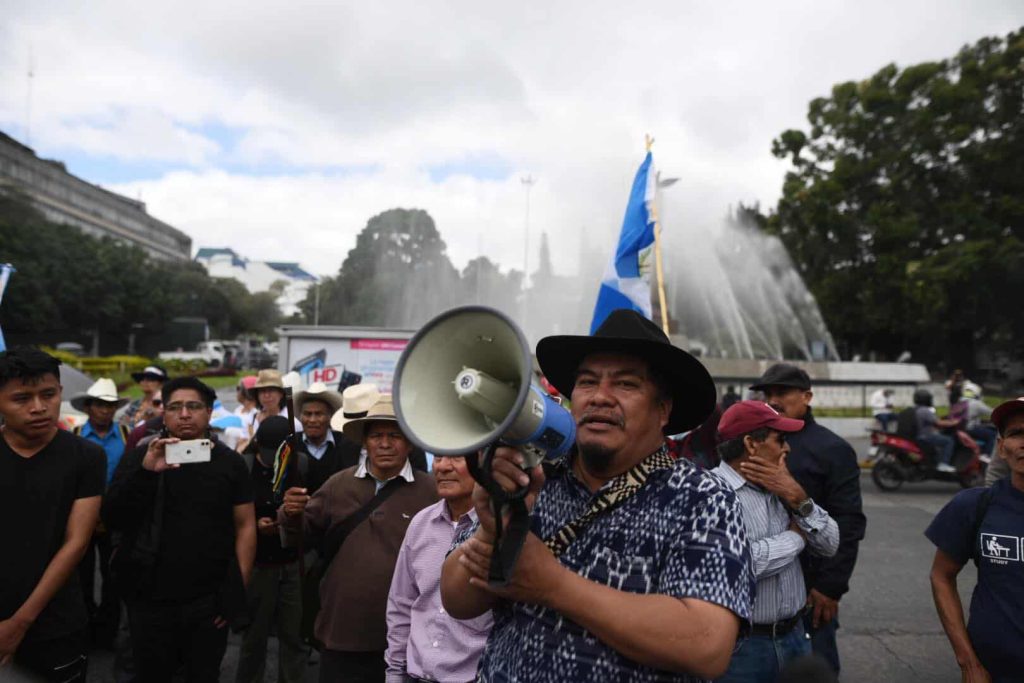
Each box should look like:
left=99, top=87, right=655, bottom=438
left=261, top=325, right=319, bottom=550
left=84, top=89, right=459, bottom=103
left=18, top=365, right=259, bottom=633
left=355, top=458, right=416, bottom=493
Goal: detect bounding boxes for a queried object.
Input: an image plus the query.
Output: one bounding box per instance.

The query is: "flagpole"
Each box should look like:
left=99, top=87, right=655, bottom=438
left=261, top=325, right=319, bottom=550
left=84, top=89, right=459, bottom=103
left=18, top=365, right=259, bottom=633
left=646, top=136, right=671, bottom=336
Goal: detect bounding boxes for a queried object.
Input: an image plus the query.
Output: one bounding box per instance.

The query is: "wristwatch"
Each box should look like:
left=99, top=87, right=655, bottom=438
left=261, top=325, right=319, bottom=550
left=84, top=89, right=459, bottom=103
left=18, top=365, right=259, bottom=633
left=793, top=498, right=815, bottom=518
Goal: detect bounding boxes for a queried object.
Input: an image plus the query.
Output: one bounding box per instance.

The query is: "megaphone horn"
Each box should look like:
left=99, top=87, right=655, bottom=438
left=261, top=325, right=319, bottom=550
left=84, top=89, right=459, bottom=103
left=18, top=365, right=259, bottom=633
left=392, top=306, right=575, bottom=465
left=393, top=306, right=576, bottom=586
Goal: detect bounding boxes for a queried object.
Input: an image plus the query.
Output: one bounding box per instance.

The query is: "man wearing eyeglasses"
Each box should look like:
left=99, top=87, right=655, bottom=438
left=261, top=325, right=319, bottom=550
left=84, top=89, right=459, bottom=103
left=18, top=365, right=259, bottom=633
left=104, top=376, right=256, bottom=683
left=280, top=398, right=436, bottom=683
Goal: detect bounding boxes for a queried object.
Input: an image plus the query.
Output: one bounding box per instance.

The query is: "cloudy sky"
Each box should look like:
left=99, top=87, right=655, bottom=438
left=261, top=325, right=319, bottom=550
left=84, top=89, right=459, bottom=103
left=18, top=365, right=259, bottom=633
left=1, top=1, right=1021, bottom=278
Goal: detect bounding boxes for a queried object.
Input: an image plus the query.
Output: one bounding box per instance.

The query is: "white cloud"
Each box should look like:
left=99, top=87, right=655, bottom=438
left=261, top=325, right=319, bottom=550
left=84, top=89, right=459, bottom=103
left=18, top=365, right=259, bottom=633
left=1, top=0, right=1022, bottom=281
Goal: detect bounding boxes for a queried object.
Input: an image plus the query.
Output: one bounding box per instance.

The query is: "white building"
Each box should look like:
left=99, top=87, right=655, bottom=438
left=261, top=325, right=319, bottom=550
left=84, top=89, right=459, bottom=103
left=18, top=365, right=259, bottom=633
left=195, top=247, right=317, bottom=317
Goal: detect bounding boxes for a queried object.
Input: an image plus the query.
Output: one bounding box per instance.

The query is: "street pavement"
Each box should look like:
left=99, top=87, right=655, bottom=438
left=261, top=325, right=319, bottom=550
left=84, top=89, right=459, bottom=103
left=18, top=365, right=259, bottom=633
left=83, top=435, right=974, bottom=682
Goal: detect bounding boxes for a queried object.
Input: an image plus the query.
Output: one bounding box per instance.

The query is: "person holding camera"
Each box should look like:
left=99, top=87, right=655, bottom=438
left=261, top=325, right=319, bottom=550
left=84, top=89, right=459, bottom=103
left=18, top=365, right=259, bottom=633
left=103, top=376, right=256, bottom=683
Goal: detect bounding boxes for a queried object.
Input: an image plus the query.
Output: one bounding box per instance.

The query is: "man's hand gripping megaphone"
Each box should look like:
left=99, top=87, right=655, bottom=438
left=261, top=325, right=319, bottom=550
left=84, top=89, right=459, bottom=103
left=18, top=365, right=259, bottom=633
left=457, top=446, right=568, bottom=605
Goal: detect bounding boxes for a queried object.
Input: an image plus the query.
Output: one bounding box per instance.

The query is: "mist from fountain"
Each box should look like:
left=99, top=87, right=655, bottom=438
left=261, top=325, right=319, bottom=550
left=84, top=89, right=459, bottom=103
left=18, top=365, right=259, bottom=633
left=662, top=208, right=839, bottom=361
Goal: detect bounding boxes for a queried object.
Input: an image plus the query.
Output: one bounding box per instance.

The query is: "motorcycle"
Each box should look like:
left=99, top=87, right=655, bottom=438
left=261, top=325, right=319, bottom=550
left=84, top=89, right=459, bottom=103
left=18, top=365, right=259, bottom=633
left=869, top=428, right=988, bottom=491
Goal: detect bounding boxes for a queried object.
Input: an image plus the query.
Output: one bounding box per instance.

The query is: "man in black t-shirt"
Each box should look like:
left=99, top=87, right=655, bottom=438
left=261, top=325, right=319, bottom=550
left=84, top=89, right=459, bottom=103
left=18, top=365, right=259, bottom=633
left=0, top=347, right=105, bottom=682
left=103, top=376, right=256, bottom=683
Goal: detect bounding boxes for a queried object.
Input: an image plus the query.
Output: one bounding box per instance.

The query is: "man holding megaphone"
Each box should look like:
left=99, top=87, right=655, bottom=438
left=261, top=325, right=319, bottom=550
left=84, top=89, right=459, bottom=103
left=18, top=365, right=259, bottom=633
left=436, top=309, right=755, bottom=682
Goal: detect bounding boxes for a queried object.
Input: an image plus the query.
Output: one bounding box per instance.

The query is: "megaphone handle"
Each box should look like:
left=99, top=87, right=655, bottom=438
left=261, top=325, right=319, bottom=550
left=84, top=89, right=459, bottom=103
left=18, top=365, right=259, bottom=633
left=466, top=443, right=533, bottom=587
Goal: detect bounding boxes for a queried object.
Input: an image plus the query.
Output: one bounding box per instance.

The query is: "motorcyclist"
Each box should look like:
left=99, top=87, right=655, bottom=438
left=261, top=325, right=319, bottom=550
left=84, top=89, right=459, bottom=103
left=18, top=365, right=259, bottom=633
left=913, top=389, right=959, bottom=473
left=961, top=382, right=997, bottom=457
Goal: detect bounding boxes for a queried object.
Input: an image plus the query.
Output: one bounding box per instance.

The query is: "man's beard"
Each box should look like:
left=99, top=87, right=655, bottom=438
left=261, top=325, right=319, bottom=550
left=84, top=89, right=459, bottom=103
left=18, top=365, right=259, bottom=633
left=578, top=442, right=617, bottom=475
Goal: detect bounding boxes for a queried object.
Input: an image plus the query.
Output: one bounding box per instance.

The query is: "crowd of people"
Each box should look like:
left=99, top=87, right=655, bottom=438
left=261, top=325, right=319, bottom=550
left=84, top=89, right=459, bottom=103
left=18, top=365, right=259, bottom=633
left=0, top=310, right=1021, bottom=683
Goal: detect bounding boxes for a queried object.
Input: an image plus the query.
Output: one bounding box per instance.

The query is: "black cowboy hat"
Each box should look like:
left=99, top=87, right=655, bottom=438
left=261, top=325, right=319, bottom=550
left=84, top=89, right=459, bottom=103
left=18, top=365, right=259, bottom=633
left=536, top=309, right=716, bottom=434
left=131, top=365, right=168, bottom=383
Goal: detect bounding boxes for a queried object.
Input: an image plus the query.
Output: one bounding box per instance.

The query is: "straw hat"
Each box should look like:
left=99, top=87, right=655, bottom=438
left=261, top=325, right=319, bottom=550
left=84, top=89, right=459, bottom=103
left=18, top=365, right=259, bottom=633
left=248, top=369, right=285, bottom=398
left=329, top=383, right=381, bottom=431
left=342, top=397, right=402, bottom=443
left=70, top=378, right=129, bottom=412
left=295, top=382, right=344, bottom=415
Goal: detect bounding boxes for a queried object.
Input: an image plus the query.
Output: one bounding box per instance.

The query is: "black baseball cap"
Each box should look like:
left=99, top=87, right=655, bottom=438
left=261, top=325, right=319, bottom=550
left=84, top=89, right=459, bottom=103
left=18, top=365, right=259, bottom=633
left=254, top=416, right=291, bottom=460
left=749, top=363, right=812, bottom=392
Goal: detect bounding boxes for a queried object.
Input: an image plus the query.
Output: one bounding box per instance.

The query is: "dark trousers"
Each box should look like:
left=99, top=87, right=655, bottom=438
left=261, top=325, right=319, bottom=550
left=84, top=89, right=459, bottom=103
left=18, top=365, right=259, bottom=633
left=874, top=412, right=898, bottom=432
left=127, top=593, right=228, bottom=683
left=236, top=562, right=305, bottom=683
left=13, top=630, right=88, bottom=682
left=801, top=613, right=841, bottom=675
left=319, top=649, right=385, bottom=683
left=968, top=424, right=998, bottom=456
left=80, top=529, right=121, bottom=647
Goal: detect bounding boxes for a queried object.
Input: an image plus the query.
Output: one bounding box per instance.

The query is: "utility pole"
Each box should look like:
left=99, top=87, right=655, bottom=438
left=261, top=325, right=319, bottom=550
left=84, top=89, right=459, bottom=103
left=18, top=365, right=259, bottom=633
left=520, top=175, right=535, bottom=332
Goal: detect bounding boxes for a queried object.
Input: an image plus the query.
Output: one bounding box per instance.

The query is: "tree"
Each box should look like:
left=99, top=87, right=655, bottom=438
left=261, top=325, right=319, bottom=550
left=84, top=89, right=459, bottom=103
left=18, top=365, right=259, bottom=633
left=461, top=256, right=522, bottom=316
left=309, top=208, right=463, bottom=327
left=768, top=29, right=1024, bottom=370
left=0, top=191, right=283, bottom=353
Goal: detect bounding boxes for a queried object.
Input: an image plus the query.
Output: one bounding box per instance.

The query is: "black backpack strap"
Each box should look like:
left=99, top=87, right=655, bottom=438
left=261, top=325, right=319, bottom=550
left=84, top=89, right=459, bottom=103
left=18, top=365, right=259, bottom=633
left=72, top=424, right=82, bottom=436
left=970, top=487, right=996, bottom=567
left=318, top=478, right=403, bottom=565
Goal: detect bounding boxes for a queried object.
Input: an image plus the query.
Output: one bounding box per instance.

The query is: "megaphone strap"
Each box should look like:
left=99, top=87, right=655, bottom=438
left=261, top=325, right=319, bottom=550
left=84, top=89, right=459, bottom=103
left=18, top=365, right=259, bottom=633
left=465, top=443, right=533, bottom=587
left=545, top=446, right=674, bottom=558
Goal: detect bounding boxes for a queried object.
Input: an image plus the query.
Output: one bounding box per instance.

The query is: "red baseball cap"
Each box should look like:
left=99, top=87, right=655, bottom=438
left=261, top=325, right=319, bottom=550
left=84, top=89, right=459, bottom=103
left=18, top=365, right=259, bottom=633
left=991, top=397, right=1024, bottom=434
left=717, top=400, right=805, bottom=440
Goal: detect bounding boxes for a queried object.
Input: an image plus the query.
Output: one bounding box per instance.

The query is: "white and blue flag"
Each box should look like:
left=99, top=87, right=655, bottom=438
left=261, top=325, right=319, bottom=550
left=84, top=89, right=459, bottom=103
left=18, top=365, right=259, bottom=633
left=0, top=264, right=13, bottom=353
left=590, top=152, right=657, bottom=333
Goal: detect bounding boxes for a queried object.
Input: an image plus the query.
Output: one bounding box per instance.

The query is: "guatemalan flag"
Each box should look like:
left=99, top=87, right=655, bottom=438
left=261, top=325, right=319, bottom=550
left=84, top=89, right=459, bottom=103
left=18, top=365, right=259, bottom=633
left=589, top=152, right=657, bottom=333
left=0, top=264, right=13, bottom=352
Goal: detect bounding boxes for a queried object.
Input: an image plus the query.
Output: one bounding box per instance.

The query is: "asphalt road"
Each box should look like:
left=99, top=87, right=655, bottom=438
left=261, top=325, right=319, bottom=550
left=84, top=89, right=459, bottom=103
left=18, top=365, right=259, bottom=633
left=81, top=436, right=973, bottom=682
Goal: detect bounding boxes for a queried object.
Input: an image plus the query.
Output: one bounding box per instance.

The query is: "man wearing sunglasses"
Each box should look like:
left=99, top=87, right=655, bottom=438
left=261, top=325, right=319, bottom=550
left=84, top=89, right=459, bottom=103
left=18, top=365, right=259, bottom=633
left=711, top=401, right=839, bottom=682
left=104, top=376, right=256, bottom=683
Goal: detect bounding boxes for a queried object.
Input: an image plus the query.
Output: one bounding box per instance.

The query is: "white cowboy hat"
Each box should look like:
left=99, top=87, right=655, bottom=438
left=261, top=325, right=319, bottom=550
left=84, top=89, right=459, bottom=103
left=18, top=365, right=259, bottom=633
left=342, top=397, right=403, bottom=443
left=282, top=371, right=305, bottom=392
left=295, top=382, right=344, bottom=415
left=330, top=383, right=381, bottom=432
left=70, top=378, right=129, bottom=412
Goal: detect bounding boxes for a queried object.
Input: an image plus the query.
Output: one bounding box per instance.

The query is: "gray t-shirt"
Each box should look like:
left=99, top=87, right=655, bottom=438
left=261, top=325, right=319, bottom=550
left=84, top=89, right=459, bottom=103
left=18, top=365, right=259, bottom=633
left=916, top=406, right=939, bottom=437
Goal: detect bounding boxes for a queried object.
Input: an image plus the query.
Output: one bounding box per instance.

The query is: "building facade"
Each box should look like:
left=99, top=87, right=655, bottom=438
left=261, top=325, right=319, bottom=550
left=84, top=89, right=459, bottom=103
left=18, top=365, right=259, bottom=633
left=0, top=131, right=191, bottom=261
left=195, top=247, right=317, bottom=317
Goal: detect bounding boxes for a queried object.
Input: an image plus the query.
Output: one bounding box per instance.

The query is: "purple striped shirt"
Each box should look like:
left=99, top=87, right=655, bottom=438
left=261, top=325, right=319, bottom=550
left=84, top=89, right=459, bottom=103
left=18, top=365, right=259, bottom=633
left=386, top=500, right=492, bottom=683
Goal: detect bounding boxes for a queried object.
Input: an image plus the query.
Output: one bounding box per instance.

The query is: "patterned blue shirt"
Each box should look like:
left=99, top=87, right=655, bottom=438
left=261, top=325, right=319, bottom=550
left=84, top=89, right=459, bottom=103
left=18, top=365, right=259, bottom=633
left=458, top=452, right=754, bottom=682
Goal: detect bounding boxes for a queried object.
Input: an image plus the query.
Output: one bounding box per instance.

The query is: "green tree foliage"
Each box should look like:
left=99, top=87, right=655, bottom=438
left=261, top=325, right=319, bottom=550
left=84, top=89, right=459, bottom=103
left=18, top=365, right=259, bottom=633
left=305, top=208, right=523, bottom=327
left=768, top=29, right=1024, bottom=369
left=0, top=191, right=282, bottom=351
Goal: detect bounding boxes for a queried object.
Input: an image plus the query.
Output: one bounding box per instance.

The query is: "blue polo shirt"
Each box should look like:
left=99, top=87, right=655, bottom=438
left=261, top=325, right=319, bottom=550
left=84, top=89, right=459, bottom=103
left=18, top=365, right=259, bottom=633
left=79, top=421, right=126, bottom=485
